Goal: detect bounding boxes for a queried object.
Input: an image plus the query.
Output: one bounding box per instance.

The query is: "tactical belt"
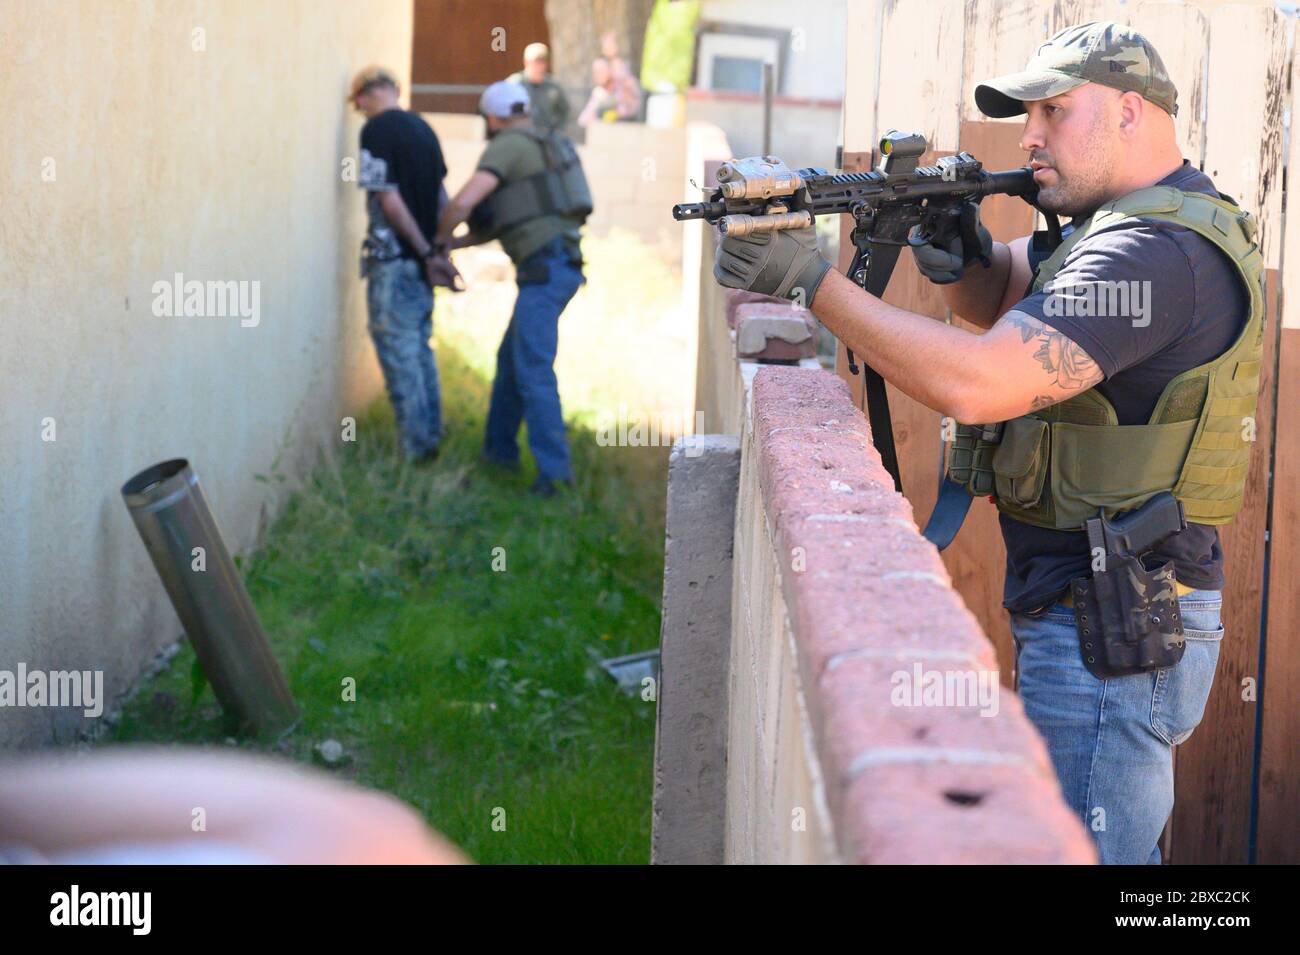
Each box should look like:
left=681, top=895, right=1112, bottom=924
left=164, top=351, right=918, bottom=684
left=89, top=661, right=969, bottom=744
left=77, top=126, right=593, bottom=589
left=1059, top=578, right=1194, bottom=608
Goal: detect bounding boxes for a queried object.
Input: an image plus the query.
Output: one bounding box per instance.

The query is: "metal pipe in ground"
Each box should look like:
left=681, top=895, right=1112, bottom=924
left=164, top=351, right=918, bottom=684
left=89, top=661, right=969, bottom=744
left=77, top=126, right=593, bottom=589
left=122, top=458, right=297, bottom=736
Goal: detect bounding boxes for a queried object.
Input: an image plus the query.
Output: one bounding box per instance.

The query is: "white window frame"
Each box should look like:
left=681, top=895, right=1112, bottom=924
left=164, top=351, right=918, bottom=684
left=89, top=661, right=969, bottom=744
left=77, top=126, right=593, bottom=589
left=697, top=32, right=781, bottom=94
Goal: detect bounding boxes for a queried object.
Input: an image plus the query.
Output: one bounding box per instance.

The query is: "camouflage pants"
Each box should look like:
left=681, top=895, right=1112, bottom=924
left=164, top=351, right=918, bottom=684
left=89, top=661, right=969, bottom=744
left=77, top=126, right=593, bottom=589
left=365, top=258, right=441, bottom=457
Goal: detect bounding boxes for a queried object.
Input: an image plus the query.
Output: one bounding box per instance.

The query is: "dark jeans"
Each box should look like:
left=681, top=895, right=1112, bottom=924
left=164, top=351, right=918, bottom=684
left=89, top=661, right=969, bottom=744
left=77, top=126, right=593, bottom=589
left=365, top=258, right=441, bottom=457
left=484, top=238, right=584, bottom=480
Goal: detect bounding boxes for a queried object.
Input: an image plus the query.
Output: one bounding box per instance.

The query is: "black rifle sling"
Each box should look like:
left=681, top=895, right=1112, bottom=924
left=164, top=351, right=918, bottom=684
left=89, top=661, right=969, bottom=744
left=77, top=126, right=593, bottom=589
left=847, top=229, right=974, bottom=546
left=846, top=239, right=904, bottom=493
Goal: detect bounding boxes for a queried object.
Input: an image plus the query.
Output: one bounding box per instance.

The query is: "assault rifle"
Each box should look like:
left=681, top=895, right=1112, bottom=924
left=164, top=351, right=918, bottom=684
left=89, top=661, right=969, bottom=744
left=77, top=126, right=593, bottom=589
left=673, top=130, right=1059, bottom=494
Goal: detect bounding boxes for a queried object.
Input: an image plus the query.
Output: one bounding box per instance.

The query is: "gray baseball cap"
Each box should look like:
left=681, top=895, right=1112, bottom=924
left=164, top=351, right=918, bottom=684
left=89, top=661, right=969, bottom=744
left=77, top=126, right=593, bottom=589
left=975, top=20, right=1178, bottom=118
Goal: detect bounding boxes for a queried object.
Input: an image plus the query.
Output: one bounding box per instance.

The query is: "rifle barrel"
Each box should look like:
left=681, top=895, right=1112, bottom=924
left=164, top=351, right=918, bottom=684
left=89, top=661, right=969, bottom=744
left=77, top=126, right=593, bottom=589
left=672, top=201, right=727, bottom=221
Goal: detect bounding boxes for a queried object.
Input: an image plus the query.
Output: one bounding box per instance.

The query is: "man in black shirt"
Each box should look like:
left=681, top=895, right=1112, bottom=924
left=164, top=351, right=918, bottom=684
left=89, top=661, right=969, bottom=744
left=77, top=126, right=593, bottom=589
left=350, top=66, right=457, bottom=461
left=992, top=157, right=1244, bottom=615
left=709, top=23, right=1259, bottom=863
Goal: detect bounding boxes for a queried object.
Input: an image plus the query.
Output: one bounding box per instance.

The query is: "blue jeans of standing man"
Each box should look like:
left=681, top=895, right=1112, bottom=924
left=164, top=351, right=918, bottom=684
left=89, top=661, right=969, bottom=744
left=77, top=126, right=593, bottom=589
left=1010, top=588, right=1224, bottom=864
left=366, top=257, right=441, bottom=457
left=485, top=237, right=584, bottom=480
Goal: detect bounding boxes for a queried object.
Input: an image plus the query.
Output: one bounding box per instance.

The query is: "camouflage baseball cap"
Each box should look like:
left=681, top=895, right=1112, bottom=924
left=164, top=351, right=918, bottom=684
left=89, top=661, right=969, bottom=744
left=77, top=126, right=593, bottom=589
left=974, top=21, right=1177, bottom=118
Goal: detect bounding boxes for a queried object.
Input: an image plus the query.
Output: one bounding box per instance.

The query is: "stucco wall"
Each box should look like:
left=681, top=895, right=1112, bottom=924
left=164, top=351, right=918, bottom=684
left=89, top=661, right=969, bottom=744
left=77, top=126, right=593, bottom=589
left=0, top=0, right=412, bottom=747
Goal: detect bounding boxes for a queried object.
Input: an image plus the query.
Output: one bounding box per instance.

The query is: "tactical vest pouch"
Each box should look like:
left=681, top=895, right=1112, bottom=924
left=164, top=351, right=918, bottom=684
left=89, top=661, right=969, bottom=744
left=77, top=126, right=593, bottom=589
left=1042, top=418, right=1198, bottom=527
left=949, top=423, right=1000, bottom=496
left=1070, top=559, right=1185, bottom=680
left=992, top=417, right=1050, bottom=508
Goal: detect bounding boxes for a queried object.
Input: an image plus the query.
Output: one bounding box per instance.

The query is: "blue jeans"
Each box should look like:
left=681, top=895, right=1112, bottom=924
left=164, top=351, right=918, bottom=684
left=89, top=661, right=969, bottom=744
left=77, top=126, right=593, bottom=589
left=1010, top=589, right=1224, bottom=864
left=366, top=258, right=441, bottom=457
left=484, top=238, right=584, bottom=480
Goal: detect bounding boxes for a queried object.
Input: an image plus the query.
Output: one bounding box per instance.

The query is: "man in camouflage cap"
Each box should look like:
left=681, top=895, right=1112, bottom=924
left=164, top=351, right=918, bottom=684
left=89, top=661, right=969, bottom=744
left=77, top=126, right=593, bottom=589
left=970, top=20, right=1181, bottom=218
left=975, top=21, right=1178, bottom=120
left=711, top=21, right=1260, bottom=864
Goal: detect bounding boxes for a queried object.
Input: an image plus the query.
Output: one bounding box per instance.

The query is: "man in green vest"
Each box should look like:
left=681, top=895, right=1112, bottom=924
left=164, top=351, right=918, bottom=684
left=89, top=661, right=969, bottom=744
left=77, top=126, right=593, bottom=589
left=434, top=81, right=589, bottom=496
left=709, top=21, right=1261, bottom=863
left=508, top=42, right=571, bottom=134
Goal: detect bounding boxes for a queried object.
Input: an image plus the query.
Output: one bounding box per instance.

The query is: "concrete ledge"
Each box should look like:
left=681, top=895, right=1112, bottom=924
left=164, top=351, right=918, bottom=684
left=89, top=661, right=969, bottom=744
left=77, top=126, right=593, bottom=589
left=652, top=436, right=742, bottom=865
left=746, top=365, right=1096, bottom=864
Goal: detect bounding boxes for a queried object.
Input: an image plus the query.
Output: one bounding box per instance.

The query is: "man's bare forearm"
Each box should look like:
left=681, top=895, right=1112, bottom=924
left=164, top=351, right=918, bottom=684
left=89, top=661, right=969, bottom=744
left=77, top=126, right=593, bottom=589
left=435, top=200, right=472, bottom=247
left=935, top=240, right=1012, bottom=329
left=436, top=171, right=501, bottom=248
left=378, top=191, right=433, bottom=255
left=810, top=270, right=994, bottom=422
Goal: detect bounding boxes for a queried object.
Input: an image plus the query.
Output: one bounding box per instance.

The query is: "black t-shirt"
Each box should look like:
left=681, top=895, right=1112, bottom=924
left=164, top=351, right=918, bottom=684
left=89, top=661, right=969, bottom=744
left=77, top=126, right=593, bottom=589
left=1000, top=161, right=1249, bottom=613
left=358, top=109, right=448, bottom=261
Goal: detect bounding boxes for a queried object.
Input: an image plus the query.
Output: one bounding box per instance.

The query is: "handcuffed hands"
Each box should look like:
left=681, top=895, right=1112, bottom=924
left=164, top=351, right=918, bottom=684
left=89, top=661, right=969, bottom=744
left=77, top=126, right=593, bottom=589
left=907, top=201, right=992, bottom=285
left=425, top=253, right=464, bottom=292
left=713, top=226, right=832, bottom=307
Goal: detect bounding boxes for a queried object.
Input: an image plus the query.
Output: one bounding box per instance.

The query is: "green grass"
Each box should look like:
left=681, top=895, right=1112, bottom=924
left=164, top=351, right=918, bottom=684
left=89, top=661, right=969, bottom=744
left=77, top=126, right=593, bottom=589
left=106, top=335, right=671, bottom=865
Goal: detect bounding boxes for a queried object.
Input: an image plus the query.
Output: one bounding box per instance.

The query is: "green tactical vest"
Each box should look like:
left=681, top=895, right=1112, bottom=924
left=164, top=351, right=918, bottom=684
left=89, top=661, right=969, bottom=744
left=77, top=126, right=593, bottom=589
left=469, top=126, right=592, bottom=239
left=947, top=184, right=1265, bottom=530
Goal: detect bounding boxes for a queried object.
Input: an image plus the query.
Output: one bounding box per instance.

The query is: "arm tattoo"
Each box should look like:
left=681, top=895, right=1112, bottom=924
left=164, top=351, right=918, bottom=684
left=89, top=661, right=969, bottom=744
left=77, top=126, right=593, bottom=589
left=1001, top=312, right=1103, bottom=394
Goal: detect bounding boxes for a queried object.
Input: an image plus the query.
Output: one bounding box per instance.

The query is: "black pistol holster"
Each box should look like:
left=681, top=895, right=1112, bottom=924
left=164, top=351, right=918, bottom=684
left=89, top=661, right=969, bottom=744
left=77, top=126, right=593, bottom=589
left=1069, top=492, right=1189, bottom=680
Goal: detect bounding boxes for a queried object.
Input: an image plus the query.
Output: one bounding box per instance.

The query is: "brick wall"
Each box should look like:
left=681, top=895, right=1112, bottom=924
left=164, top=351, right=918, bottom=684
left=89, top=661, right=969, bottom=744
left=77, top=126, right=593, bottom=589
left=729, top=363, right=1096, bottom=862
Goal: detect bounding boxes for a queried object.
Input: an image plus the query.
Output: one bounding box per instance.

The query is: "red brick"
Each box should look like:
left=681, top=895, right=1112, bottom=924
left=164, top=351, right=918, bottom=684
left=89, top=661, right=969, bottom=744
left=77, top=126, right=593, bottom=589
left=840, top=763, right=1098, bottom=864
left=725, top=288, right=788, bottom=328
left=745, top=364, right=1095, bottom=864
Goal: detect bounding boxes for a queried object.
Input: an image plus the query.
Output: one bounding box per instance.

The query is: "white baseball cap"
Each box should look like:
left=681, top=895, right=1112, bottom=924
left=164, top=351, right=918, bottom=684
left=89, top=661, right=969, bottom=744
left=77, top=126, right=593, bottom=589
left=479, top=81, right=531, bottom=119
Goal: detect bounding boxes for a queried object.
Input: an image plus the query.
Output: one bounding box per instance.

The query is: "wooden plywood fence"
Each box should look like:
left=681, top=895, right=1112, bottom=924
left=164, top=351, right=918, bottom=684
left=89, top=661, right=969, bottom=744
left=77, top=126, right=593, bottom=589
left=837, top=0, right=1296, bottom=864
